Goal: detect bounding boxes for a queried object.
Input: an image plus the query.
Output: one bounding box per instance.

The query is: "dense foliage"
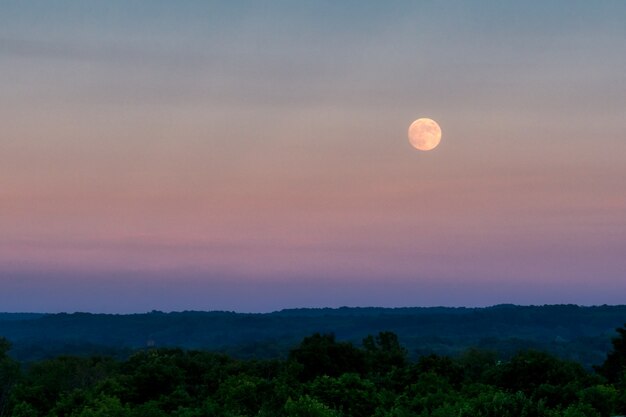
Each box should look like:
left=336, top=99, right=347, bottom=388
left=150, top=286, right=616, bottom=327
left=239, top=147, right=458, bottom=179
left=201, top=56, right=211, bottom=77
left=2, top=305, right=625, bottom=368
left=1, top=324, right=626, bottom=417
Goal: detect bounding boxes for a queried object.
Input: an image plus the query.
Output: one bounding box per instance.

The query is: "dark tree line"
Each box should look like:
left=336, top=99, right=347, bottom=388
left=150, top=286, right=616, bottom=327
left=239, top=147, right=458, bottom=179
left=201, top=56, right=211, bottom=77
left=1, top=324, right=625, bottom=417
left=2, top=305, right=625, bottom=368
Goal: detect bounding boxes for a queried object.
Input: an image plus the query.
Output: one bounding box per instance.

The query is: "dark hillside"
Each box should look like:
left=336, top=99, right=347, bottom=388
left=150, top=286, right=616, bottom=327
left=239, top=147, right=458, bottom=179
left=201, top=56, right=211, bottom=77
left=1, top=305, right=624, bottom=367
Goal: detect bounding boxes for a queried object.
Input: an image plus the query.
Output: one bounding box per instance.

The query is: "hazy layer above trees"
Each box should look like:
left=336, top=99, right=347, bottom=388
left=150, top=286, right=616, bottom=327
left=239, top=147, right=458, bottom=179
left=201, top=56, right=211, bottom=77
left=1, top=304, right=624, bottom=367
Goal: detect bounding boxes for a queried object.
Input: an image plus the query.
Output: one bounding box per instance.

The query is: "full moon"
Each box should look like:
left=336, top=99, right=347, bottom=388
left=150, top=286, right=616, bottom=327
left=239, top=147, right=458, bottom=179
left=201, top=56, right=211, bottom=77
left=408, top=118, right=442, bottom=151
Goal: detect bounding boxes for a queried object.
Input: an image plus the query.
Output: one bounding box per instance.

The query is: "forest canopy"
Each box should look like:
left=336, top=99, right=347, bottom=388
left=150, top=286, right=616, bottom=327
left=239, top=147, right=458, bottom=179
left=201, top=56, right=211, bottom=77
left=1, top=322, right=626, bottom=417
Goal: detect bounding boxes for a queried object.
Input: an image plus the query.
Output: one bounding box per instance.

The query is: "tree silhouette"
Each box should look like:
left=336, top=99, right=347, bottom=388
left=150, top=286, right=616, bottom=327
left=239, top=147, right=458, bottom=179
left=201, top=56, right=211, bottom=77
left=289, top=333, right=365, bottom=381
left=597, top=324, right=626, bottom=384
left=0, top=338, right=19, bottom=417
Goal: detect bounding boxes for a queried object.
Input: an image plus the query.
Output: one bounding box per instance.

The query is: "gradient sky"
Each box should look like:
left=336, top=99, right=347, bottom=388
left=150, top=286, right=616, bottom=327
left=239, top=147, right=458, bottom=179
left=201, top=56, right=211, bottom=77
left=1, top=1, right=626, bottom=312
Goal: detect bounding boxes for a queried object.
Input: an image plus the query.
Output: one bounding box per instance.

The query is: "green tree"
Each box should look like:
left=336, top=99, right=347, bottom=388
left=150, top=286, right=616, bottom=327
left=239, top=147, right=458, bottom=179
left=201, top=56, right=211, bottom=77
left=415, top=354, right=463, bottom=387
left=561, top=403, right=601, bottom=417
left=395, top=372, right=458, bottom=416
left=577, top=385, right=618, bottom=417
left=9, top=402, right=37, bottom=417
left=71, top=394, right=130, bottom=417
left=457, top=348, right=497, bottom=383
left=284, top=396, right=339, bottom=417
left=307, top=373, right=377, bottom=417
left=488, top=350, right=589, bottom=396
left=217, top=374, right=268, bottom=416
left=597, top=323, right=626, bottom=385
left=289, top=334, right=365, bottom=381
left=0, top=338, right=20, bottom=417
left=363, top=332, right=408, bottom=375
left=458, top=390, right=539, bottom=417
left=130, top=401, right=169, bottom=417
left=9, top=356, right=116, bottom=416
left=122, top=349, right=185, bottom=404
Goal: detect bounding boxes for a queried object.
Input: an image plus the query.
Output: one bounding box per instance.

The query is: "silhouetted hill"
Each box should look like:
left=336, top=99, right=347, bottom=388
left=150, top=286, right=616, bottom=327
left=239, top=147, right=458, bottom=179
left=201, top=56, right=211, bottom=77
left=1, top=305, right=624, bottom=367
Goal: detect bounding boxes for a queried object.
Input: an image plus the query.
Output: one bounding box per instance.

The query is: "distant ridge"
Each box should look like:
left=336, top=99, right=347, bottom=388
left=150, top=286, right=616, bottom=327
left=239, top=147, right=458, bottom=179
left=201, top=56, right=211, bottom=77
left=1, top=305, right=625, bottom=368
